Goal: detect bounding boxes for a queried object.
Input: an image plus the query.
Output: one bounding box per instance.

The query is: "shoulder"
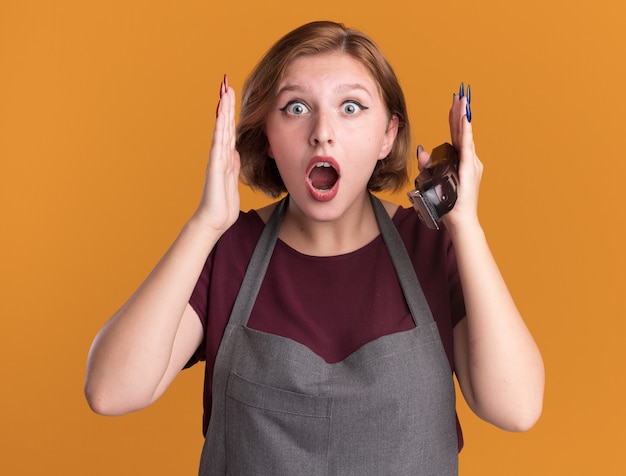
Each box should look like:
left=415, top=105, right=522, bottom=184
left=254, top=202, right=278, bottom=224
left=391, top=204, right=437, bottom=244
left=392, top=207, right=454, bottom=262
left=224, top=208, right=266, bottom=236
left=213, top=208, right=267, bottom=259
left=376, top=198, right=428, bottom=231
left=377, top=198, right=400, bottom=219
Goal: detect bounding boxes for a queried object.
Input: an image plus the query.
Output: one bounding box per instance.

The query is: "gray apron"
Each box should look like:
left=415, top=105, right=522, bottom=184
left=199, top=195, right=458, bottom=475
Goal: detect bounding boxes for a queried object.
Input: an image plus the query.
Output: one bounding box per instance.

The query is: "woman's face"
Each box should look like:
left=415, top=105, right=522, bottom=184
left=265, top=52, right=398, bottom=221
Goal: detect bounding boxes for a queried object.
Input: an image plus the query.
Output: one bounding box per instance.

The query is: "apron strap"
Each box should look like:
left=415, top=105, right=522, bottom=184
left=228, top=196, right=289, bottom=326
left=229, top=194, right=436, bottom=328
left=369, top=194, right=436, bottom=327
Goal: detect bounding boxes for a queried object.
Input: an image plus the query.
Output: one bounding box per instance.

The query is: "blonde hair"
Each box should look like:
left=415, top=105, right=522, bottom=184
left=237, top=21, right=411, bottom=198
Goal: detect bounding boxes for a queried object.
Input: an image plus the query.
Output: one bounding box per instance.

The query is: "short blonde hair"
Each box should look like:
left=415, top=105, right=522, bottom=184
left=237, top=21, right=411, bottom=198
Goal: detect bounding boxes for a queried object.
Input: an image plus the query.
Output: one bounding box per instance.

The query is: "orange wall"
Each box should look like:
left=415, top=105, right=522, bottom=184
left=1, top=0, right=625, bottom=474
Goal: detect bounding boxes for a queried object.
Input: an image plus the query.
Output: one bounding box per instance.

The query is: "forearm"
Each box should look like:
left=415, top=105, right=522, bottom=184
left=450, top=220, right=545, bottom=431
left=84, top=215, right=218, bottom=414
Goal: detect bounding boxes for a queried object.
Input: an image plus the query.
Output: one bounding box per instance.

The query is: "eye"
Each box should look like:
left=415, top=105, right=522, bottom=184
left=280, top=100, right=310, bottom=116
left=341, top=100, right=367, bottom=115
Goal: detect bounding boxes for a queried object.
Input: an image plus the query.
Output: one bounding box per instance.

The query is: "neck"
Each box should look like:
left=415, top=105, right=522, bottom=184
left=279, top=193, right=381, bottom=256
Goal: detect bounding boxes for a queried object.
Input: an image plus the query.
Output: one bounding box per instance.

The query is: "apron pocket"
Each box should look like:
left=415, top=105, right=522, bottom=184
left=225, top=372, right=331, bottom=476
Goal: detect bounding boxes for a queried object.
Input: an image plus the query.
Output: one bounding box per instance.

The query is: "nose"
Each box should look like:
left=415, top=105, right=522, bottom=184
left=309, top=112, right=334, bottom=147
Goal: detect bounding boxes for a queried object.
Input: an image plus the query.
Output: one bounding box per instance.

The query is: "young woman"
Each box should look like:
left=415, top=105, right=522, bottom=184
left=85, top=21, right=544, bottom=475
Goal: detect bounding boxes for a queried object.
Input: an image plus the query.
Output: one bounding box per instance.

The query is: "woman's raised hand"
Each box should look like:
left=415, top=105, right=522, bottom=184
left=194, top=75, right=241, bottom=236
left=443, top=83, right=483, bottom=231
left=416, top=84, right=483, bottom=233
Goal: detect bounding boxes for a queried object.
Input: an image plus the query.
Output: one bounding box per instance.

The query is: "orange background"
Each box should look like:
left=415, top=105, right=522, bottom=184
left=1, top=0, right=625, bottom=474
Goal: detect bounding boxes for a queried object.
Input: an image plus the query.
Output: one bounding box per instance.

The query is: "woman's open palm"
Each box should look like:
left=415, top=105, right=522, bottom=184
left=196, top=75, right=241, bottom=235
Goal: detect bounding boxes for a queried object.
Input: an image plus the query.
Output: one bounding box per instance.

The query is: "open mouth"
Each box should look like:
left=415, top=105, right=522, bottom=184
left=309, top=162, right=339, bottom=191
left=306, top=158, right=340, bottom=201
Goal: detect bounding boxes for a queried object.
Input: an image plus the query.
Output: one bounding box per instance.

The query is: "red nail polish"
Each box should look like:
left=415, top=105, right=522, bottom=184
left=216, top=99, right=221, bottom=118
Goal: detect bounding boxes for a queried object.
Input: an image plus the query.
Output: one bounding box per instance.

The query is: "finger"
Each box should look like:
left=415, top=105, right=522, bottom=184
left=214, top=77, right=236, bottom=145
left=449, top=82, right=474, bottom=149
left=222, top=80, right=237, bottom=152
left=449, top=94, right=465, bottom=149
left=414, top=145, right=433, bottom=186
left=215, top=74, right=227, bottom=118
left=465, top=83, right=472, bottom=123
left=216, top=79, right=241, bottom=182
left=457, top=98, right=475, bottom=160
left=416, top=144, right=432, bottom=171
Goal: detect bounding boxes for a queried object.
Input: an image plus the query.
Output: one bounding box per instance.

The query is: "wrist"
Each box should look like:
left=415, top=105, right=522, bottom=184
left=184, top=210, right=228, bottom=252
left=443, top=213, right=484, bottom=243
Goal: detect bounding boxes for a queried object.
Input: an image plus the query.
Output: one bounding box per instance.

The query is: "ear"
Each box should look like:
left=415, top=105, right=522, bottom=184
left=378, top=115, right=399, bottom=160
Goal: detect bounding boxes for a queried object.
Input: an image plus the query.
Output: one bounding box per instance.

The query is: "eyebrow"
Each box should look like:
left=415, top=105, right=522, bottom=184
left=275, top=83, right=374, bottom=97
left=334, top=83, right=372, bottom=95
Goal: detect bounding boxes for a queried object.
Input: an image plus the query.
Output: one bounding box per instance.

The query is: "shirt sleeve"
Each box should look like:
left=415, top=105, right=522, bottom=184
left=184, top=253, right=213, bottom=367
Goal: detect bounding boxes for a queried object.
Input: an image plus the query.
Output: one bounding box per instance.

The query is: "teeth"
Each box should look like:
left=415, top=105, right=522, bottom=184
left=315, top=162, right=332, bottom=168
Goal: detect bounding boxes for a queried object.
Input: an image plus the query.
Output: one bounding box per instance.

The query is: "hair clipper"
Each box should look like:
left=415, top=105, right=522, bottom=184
left=407, top=142, right=459, bottom=230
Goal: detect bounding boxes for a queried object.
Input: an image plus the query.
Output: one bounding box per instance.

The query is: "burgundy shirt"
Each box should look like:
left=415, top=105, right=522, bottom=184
left=188, top=205, right=466, bottom=447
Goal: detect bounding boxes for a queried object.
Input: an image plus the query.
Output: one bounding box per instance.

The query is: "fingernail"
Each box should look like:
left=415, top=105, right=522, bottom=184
left=466, top=102, right=472, bottom=122
left=417, top=144, right=424, bottom=156
left=459, top=82, right=464, bottom=99
left=216, top=99, right=221, bottom=118
left=224, top=74, right=228, bottom=91
left=467, top=84, right=471, bottom=104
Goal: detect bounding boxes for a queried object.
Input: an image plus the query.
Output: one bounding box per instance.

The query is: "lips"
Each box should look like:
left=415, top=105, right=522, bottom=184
left=306, top=157, right=340, bottom=201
